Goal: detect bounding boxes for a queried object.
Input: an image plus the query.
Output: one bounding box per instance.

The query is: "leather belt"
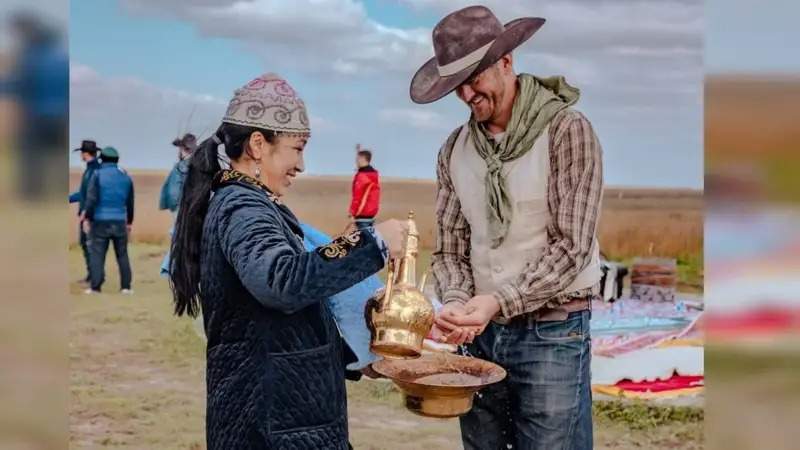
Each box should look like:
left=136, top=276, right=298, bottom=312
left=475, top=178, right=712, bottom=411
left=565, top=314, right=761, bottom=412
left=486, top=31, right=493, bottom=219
left=495, top=296, right=592, bottom=325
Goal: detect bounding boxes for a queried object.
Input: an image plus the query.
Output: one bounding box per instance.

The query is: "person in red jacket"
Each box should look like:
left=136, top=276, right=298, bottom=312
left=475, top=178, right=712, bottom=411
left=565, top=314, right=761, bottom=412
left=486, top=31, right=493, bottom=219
left=349, top=145, right=381, bottom=231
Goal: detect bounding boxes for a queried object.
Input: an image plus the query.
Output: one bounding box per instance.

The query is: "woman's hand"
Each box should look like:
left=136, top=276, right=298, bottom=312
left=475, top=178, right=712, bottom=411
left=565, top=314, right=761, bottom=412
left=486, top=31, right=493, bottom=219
left=375, top=219, right=408, bottom=259
left=342, top=219, right=357, bottom=235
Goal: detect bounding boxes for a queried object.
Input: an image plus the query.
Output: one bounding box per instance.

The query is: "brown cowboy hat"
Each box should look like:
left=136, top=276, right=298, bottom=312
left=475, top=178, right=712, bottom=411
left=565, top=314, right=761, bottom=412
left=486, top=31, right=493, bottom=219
left=410, top=6, right=545, bottom=104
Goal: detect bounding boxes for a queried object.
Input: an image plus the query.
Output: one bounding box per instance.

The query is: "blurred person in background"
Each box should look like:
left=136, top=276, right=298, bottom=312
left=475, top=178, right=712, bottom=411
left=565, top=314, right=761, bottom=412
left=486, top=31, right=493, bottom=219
left=69, top=139, right=101, bottom=284
left=0, top=10, right=67, bottom=201
left=83, top=146, right=135, bottom=295
left=160, top=133, right=197, bottom=213
left=348, top=144, right=381, bottom=231
left=159, top=133, right=196, bottom=276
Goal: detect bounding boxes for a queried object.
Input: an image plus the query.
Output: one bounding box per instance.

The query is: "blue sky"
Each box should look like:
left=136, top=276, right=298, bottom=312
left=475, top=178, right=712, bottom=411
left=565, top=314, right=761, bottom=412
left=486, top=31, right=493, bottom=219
left=69, top=0, right=707, bottom=188
left=70, top=0, right=262, bottom=102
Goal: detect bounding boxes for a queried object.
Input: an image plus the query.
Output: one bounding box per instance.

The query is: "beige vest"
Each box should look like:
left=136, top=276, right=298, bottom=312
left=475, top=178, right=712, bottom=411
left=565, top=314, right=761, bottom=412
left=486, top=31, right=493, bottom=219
left=449, top=125, right=602, bottom=297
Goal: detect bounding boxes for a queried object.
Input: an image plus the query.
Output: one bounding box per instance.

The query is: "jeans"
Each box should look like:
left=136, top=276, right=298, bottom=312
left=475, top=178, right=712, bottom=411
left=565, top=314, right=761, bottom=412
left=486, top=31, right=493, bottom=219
left=79, top=224, right=91, bottom=280
left=89, top=221, right=132, bottom=291
left=354, top=218, right=374, bottom=231
left=460, top=310, right=593, bottom=450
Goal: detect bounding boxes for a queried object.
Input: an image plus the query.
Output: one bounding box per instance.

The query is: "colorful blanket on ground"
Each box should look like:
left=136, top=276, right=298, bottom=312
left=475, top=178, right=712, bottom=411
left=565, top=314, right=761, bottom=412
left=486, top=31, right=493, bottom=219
left=591, top=297, right=703, bottom=357
left=593, top=373, right=704, bottom=399
left=589, top=297, right=704, bottom=398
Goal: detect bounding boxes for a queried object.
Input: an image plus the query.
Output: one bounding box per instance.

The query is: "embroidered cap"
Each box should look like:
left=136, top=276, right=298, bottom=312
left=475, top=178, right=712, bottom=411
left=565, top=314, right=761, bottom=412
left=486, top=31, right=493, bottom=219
left=222, top=73, right=311, bottom=138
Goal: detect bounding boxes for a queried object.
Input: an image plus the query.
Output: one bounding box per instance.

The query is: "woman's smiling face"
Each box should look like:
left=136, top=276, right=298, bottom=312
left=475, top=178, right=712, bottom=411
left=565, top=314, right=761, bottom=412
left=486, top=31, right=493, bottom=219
left=263, top=135, right=307, bottom=196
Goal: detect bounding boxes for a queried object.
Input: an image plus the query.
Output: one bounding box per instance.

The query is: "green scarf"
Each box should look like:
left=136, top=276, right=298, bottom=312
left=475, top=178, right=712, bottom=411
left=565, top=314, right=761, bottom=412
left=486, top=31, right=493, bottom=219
left=468, top=73, right=580, bottom=248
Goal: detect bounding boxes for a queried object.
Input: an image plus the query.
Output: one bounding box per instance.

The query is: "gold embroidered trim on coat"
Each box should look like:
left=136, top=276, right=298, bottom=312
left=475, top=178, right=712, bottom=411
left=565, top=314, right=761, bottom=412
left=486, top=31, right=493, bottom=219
left=317, top=231, right=362, bottom=260
left=214, top=169, right=281, bottom=204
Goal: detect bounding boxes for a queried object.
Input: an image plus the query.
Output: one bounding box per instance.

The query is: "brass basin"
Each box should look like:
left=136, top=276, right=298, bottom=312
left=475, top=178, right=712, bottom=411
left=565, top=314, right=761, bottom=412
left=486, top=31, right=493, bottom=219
left=372, top=353, right=507, bottom=418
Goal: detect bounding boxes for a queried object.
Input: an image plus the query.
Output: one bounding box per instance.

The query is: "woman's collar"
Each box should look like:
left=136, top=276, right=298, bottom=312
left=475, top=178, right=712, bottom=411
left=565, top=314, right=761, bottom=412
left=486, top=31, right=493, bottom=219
left=212, top=169, right=282, bottom=204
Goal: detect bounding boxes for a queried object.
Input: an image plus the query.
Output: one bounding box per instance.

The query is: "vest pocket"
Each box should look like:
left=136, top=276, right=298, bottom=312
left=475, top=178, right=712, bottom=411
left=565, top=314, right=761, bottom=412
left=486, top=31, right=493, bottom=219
left=267, top=343, right=341, bottom=432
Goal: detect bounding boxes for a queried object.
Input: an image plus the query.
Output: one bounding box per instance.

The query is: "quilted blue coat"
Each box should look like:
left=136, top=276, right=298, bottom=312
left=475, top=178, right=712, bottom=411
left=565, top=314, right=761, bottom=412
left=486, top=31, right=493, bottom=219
left=200, top=170, right=385, bottom=449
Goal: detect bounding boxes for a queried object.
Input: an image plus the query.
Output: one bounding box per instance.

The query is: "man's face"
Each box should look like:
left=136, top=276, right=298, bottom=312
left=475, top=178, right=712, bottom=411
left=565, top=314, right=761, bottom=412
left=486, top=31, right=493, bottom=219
left=178, top=146, right=191, bottom=161
left=356, top=155, right=369, bottom=168
left=455, top=63, right=506, bottom=123
left=81, top=151, right=94, bottom=162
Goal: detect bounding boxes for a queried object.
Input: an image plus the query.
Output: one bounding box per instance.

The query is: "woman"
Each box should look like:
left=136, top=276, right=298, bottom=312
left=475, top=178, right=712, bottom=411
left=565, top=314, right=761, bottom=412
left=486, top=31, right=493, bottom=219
left=170, top=73, right=405, bottom=449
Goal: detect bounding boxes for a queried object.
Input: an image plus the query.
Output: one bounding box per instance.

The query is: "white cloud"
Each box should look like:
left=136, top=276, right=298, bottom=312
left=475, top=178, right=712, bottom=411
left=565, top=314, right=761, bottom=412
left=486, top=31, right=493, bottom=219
left=70, top=62, right=225, bottom=168
left=118, top=0, right=702, bottom=121
left=70, top=62, right=227, bottom=108
left=332, top=59, right=359, bottom=75
left=70, top=62, right=337, bottom=169
left=69, top=0, right=703, bottom=187
left=397, top=0, right=703, bottom=104
left=122, top=0, right=432, bottom=76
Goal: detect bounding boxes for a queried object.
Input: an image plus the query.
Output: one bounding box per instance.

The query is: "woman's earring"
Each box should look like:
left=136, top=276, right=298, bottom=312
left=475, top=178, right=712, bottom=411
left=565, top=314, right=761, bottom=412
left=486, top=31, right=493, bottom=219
left=255, top=164, right=262, bottom=179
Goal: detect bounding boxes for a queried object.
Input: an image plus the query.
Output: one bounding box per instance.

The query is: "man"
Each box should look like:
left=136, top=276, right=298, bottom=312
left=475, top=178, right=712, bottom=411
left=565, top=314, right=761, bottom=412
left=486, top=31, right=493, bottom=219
left=83, top=147, right=135, bottom=295
left=159, top=133, right=196, bottom=212
left=413, top=6, right=603, bottom=450
left=69, top=139, right=101, bottom=284
left=348, top=144, right=381, bottom=231
left=158, top=133, right=196, bottom=277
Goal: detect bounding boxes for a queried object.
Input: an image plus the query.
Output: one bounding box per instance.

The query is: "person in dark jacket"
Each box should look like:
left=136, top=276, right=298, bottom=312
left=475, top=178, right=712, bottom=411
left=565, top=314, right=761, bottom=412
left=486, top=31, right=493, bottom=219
left=348, top=145, right=381, bottom=231
left=69, top=139, right=101, bottom=283
left=159, top=133, right=197, bottom=212
left=169, top=73, right=406, bottom=450
left=84, top=146, right=135, bottom=295
left=159, top=133, right=197, bottom=277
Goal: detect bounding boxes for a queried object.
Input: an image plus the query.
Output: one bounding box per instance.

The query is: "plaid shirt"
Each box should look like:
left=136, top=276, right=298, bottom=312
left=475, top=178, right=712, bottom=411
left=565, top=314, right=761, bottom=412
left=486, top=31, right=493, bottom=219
left=432, top=108, right=604, bottom=319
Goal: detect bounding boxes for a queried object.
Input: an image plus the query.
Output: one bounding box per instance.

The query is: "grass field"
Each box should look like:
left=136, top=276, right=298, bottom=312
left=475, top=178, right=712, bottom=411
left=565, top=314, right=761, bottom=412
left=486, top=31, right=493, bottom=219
left=69, top=171, right=703, bottom=259
left=69, top=243, right=704, bottom=449
left=69, top=170, right=704, bottom=291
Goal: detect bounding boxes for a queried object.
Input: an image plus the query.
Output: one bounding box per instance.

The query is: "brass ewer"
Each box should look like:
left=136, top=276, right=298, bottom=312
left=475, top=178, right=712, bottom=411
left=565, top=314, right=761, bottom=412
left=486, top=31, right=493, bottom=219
left=367, top=211, right=435, bottom=359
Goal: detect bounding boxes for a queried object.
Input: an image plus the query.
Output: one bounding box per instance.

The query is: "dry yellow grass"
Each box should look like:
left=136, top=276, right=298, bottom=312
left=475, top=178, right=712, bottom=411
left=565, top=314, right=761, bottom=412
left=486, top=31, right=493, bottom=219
left=69, top=170, right=703, bottom=260
left=69, top=244, right=704, bottom=449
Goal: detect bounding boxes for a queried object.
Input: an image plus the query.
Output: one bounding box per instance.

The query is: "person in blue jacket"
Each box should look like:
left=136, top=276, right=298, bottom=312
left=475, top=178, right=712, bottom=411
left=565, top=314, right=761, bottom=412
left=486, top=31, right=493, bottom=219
left=159, top=133, right=196, bottom=212
left=69, top=139, right=101, bottom=283
left=169, top=73, right=406, bottom=450
left=0, top=11, right=68, bottom=201
left=83, top=147, right=135, bottom=295
left=159, top=133, right=196, bottom=276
